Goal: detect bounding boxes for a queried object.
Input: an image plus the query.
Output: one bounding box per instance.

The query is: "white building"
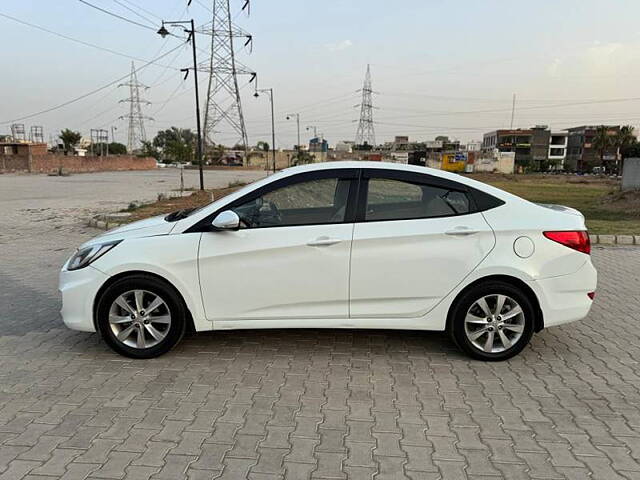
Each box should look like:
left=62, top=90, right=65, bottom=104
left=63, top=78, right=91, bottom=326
left=334, top=140, right=354, bottom=153
left=548, top=131, right=568, bottom=168
left=466, top=141, right=482, bottom=152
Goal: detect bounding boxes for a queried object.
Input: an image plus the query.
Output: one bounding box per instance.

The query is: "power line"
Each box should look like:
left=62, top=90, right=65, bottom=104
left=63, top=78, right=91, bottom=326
left=112, top=0, right=157, bottom=25
left=77, top=0, right=157, bottom=31
left=0, top=11, right=178, bottom=68
left=0, top=43, right=186, bottom=125
left=118, top=0, right=164, bottom=20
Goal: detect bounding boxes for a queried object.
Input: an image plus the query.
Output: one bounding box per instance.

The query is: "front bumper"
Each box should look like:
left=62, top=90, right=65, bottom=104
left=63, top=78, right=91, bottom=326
left=529, top=259, right=598, bottom=329
left=59, top=265, right=108, bottom=332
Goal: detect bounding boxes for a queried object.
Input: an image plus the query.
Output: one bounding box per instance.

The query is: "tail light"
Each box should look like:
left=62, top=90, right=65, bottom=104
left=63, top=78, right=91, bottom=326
left=543, top=231, right=591, bottom=255
left=587, top=292, right=596, bottom=300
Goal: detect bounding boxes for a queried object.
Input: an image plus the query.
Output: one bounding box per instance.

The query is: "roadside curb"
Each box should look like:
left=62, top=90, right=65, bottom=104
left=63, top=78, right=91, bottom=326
left=87, top=213, right=132, bottom=231
left=589, top=234, right=640, bottom=246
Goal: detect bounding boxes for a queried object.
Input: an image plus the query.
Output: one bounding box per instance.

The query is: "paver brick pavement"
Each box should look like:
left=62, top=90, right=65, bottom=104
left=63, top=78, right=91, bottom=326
left=2, top=171, right=640, bottom=478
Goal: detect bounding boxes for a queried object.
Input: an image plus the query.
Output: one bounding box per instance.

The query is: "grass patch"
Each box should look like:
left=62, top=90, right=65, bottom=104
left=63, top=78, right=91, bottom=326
left=471, top=174, right=640, bottom=235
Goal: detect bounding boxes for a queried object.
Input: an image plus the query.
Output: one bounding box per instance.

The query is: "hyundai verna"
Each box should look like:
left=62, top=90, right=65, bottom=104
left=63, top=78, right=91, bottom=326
left=60, top=162, right=597, bottom=361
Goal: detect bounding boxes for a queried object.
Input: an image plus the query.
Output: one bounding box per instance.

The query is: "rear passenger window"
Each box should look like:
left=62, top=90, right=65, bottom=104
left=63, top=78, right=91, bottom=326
left=365, top=178, right=470, bottom=221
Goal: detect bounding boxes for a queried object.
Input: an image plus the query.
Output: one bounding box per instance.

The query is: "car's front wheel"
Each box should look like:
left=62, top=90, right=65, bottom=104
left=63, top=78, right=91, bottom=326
left=449, top=281, right=535, bottom=361
left=96, top=274, right=186, bottom=358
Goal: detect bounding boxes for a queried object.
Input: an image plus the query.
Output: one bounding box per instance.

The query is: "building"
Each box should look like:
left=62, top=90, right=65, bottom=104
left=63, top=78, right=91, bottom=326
left=565, top=125, right=619, bottom=173
left=482, top=127, right=566, bottom=170
left=334, top=141, right=354, bottom=153
left=465, top=141, right=482, bottom=152
left=0, top=142, right=48, bottom=156
left=548, top=131, right=568, bottom=168
left=482, top=129, right=533, bottom=166
left=309, top=137, right=328, bottom=153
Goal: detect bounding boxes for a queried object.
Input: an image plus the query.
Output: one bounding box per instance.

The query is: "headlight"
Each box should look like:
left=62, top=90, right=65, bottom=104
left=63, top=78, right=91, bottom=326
left=67, top=240, right=122, bottom=271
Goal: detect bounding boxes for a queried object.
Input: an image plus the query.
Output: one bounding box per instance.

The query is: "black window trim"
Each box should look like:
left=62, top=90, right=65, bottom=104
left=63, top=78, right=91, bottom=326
left=356, top=168, right=480, bottom=223
left=185, top=167, right=504, bottom=232
left=186, top=168, right=360, bottom=233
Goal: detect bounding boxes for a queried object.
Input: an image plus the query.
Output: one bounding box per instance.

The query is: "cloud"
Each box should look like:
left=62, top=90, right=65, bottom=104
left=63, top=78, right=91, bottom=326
left=325, top=40, right=353, bottom=52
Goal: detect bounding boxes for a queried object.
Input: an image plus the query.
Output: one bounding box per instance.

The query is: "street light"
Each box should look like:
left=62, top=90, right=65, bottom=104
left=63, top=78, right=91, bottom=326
left=255, top=88, right=276, bottom=173
left=306, top=125, right=318, bottom=138
left=157, top=20, right=204, bottom=190
left=287, top=113, right=300, bottom=150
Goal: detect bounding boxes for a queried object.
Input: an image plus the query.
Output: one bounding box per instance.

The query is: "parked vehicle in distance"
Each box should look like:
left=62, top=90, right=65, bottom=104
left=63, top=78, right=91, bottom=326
left=59, top=162, right=597, bottom=360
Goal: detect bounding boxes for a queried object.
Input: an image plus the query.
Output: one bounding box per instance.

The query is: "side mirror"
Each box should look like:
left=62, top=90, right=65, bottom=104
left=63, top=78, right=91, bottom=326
left=211, top=210, right=240, bottom=230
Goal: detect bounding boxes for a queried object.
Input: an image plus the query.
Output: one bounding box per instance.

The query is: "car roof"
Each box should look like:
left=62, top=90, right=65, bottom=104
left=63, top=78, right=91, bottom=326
left=278, top=161, right=516, bottom=201
left=178, top=161, right=522, bottom=232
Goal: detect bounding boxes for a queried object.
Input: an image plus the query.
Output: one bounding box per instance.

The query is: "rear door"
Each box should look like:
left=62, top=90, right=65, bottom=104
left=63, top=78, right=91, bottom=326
left=349, top=169, right=495, bottom=318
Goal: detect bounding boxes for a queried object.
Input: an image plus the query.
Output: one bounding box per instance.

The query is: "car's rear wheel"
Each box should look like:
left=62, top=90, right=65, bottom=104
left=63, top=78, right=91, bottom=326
left=449, top=281, right=535, bottom=361
left=96, top=275, right=186, bottom=359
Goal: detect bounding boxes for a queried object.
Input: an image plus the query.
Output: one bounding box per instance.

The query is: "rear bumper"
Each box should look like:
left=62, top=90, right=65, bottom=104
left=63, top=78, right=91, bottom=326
left=529, top=259, right=597, bottom=328
left=59, top=266, right=108, bottom=332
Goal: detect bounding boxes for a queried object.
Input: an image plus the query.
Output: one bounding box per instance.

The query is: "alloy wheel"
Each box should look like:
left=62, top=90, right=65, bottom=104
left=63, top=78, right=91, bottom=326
left=463, top=294, right=525, bottom=354
left=108, top=289, right=172, bottom=349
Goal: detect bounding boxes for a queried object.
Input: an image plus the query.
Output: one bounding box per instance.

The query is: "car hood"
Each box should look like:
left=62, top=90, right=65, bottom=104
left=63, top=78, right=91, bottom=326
left=83, top=215, right=175, bottom=247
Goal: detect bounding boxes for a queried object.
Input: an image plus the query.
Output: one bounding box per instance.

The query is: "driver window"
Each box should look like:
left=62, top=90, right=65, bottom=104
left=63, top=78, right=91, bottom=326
left=232, top=177, right=350, bottom=228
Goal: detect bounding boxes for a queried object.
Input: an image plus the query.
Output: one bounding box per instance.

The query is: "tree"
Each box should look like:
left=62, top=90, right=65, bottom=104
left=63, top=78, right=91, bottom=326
left=108, top=142, right=128, bottom=155
left=90, top=142, right=128, bottom=156
left=139, top=141, right=160, bottom=160
left=59, top=129, right=82, bottom=154
left=291, top=151, right=315, bottom=166
left=591, top=125, right=613, bottom=172
left=615, top=125, right=636, bottom=152
left=256, top=141, right=269, bottom=152
left=152, top=127, right=196, bottom=163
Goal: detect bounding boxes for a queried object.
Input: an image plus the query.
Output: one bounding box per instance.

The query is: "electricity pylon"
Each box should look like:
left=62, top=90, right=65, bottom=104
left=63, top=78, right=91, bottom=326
left=355, top=64, right=376, bottom=147
left=119, top=62, right=152, bottom=153
left=201, top=0, right=255, bottom=152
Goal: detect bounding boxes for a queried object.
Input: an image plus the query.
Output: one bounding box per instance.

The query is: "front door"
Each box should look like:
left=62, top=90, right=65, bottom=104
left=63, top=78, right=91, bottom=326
left=349, top=171, right=495, bottom=318
left=198, top=171, right=357, bottom=321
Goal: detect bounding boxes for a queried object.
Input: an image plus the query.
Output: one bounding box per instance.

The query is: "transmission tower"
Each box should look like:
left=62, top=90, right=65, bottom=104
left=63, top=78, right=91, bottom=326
left=355, top=64, right=376, bottom=147
left=201, top=0, right=255, bottom=152
left=119, top=62, right=152, bottom=153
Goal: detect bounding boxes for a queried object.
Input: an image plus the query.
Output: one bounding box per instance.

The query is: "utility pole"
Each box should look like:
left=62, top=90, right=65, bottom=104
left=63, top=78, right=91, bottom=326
left=355, top=64, right=376, bottom=148
left=287, top=113, right=300, bottom=150
left=510, top=93, right=516, bottom=129
left=286, top=113, right=300, bottom=159
left=119, top=62, right=152, bottom=153
left=255, top=88, right=276, bottom=173
left=157, top=19, right=204, bottom=190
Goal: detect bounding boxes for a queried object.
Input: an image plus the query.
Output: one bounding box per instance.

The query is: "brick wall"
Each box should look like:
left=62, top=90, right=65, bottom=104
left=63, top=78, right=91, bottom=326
left=0, top=154, right=156, bottom=173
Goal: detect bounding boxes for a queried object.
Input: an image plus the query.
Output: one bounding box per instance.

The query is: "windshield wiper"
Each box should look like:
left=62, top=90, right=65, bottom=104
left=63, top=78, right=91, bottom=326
left=165, top=208, right=196, bottom=222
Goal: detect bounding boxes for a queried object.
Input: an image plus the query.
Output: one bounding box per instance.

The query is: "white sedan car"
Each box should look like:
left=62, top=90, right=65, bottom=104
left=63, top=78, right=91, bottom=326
left=60, top=162, right=597, bottom=361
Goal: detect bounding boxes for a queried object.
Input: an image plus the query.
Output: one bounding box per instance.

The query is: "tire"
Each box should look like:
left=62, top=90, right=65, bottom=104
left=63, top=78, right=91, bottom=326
left=96, top=274, right=186, bottom=359
left=449, top=281, right=535, bottom=361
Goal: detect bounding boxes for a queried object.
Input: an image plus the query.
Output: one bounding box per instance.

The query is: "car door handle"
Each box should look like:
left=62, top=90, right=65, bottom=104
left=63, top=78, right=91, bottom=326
left=445, top=227, right=479, bottom=236
left=307, top=236, right=342, bottom=247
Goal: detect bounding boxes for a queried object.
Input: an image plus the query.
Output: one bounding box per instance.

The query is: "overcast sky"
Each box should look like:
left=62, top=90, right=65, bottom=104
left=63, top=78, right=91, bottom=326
left=2, top=0, right=640, bottom=147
